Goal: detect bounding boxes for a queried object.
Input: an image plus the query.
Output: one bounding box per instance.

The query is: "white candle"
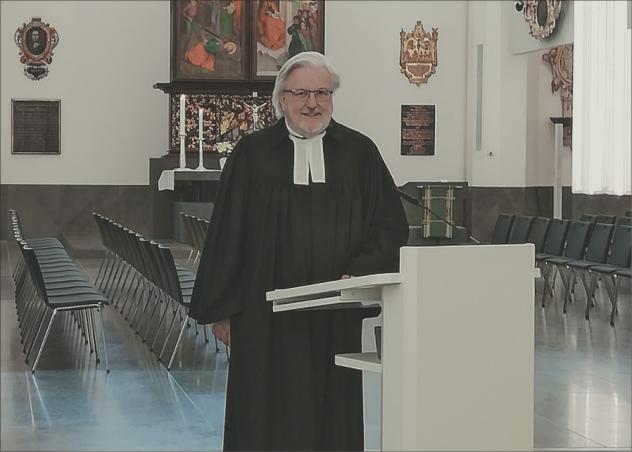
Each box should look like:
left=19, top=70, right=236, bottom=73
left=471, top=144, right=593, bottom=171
left=197, top=107, right=205, bottom=170
left=179, top=94, right=186, bottom=168
left=179, top=94, right=186, bottom=135
left=198, top=107, right=203, bottom=143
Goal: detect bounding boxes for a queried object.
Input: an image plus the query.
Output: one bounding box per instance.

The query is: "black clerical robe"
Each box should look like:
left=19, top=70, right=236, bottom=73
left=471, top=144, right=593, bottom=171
left=189, top=118, right=409, bottom=451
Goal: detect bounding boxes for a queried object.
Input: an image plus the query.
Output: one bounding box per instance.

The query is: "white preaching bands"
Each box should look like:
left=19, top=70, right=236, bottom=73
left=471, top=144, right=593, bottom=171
left=286, top=122, right=327, bottom=186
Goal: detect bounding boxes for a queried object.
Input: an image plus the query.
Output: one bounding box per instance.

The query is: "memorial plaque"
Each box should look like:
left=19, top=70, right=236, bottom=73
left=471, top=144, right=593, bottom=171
left=401, top=104, right=435, bottom=156
left=12, top=99, right=60, bottom=154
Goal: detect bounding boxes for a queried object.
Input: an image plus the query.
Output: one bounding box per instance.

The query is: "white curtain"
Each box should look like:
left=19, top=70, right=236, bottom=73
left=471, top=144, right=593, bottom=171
left=572, top=1, right=631, bottom=195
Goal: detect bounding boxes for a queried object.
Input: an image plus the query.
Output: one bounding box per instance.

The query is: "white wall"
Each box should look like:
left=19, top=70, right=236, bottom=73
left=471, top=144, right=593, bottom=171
left=465, top=1, right=529, bottom=187
left=1, top=1, right=170, bottom=185
left=2, top=0, right=564, bottom=189
left=525, top=50, right=572, bottom=186
left=325, top=1, right=468, bottom=186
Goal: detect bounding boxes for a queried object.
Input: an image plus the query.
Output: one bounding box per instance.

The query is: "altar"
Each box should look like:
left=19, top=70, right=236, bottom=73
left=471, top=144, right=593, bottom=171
left=149, top=154, right=222, bottom=241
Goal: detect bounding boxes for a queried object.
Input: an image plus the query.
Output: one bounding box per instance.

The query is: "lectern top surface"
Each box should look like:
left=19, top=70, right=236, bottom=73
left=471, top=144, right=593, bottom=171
left=266, top=272, right=400, bottom=301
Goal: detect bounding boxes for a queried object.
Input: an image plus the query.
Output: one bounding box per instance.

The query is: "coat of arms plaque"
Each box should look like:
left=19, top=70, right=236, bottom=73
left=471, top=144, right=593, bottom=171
left=399, top=21, right=438, bottom=86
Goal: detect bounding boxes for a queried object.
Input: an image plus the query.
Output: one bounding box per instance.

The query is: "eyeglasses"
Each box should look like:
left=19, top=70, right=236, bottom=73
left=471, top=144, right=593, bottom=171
left=283, top=89, right=333, bottom=101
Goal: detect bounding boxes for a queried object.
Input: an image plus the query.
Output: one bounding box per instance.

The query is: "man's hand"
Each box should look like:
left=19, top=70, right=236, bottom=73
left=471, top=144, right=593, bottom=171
left=341, top=274, right=351, bottom=279
left=212, top=318, right=231, bottom=346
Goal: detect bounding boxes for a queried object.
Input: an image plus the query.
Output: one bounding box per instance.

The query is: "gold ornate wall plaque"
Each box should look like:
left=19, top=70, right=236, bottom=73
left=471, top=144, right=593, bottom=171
left=14, top=17, right=59, bottom=81
left=399, top=21, right=438, bottom=86
left=523, top=0, right=562, bottom=40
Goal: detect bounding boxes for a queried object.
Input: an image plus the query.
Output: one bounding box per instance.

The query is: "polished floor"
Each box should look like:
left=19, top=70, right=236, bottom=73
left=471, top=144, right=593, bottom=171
left=1, top=239, right=630, bottom=451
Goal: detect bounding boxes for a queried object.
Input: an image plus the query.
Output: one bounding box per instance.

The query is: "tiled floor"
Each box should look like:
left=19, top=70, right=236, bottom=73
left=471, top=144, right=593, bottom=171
left=1, top=240, right=630, bottom=451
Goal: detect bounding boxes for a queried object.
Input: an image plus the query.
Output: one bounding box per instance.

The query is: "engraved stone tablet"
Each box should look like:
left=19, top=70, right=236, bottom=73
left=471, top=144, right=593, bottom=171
left=12, top=99, right=60, bottom=154
left=401, top=104, right=435, bottom=155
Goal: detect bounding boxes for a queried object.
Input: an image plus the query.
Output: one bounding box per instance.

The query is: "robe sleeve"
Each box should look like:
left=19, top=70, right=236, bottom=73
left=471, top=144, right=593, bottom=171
left=188, top=138, right=250, bottom=324
left=343, top=141, right=409, bottom=276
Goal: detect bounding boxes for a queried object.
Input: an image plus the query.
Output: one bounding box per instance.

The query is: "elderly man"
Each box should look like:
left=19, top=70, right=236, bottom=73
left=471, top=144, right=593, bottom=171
left=189, top=52, right=408, bottom=451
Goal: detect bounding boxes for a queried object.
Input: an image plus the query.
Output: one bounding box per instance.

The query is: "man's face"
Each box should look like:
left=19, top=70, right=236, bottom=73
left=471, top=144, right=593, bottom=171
left=279, top=66, right=333, bottom=138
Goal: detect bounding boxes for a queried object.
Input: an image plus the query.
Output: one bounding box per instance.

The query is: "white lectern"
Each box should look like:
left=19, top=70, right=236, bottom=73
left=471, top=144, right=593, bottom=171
left=267, top=245, right=536, bottom=451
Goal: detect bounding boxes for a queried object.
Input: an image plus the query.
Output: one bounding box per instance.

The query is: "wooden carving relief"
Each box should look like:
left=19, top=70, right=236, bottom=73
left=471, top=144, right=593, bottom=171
left=543, top=44, right=572, bottom=116
left=543, top=44, right=573, bottom=146
left=169, top=94, right=275, bottom=153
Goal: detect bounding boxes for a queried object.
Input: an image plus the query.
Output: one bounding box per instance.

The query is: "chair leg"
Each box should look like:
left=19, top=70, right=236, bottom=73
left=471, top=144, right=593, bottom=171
left=602, top=275, right=617, bottom=312
left=136, top=288, right=158, bottom=335
left=143, top=292, right=164, bottom=343
left=118, top=272, right=138, bottom=316
left=111, top=264, right=131, bottom=309
left=167, top=314, right=189, bottom=370
left=588, top=271, right=601, bottom=303
left=540, top=263, right=550, bottom=307
left=88, top=308, right=99, bottom=356
left=560, top=267, right=573, bottom=314
left=610, top=275, right=621, bottom=326
left=96, top=254, right=113, bottom=291
left=584, top=278, right=592, bottom=320
left=93, top=252, right=108, bottom=287
left=22, top=302, right=45, bottom=353
left=98, top=305, right=110, bottom=372
left=203, top=324, right=209, bottom=343
left=83, top=309, right=93, bottom=352
left=25, top=307, right=50, bottom=364
left=104, top=259, right=122, bottom=301
left=81, top=310, right=90, bottom=345
left=150, top=298, right=171, bottom=351
left=31, top=309, right=58, bottom=373
left=159, top=305, right=180, bottom=361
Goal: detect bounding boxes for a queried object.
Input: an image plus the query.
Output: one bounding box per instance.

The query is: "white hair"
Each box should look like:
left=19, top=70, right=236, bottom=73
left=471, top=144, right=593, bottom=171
left=272, top=52, right=340, bottom=118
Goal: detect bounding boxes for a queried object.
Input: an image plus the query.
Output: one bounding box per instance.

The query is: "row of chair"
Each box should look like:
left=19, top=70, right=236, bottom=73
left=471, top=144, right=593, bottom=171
left=9, top=209, right=109, bottom=373
left=536, top=219, right=630, bottom=324
left=179, top=212, right=210, bottom=268
left=93, top=213, right=219, bottom=370
left=490, top=212, right=630, bottom=325
left=491, top=212, right=631, bottom=246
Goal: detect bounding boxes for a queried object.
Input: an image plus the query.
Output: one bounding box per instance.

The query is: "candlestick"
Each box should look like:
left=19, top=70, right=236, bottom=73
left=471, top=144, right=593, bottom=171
left=179, top=94, right=186, bottom=169
left=179, top=136, right=186, bottom=168
left=196, top=107, right=206, bottom=170
left=179, top=94, right=186, bottom=132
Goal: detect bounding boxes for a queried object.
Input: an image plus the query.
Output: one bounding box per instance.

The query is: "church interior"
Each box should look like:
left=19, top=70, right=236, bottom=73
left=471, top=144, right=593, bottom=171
left=1, top=1, right=630, bottom=450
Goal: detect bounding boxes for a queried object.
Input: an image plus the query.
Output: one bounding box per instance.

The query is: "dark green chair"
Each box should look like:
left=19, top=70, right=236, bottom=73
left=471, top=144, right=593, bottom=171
left=528, top=217, right=551, bottom=253
left=17, top=242, right=109, bottom=373
left=536, top=219, right=570, bottom=304
left=490, top=214, right=515, bottom=244
left=541, top=221, right=591, bottom=309
left=508, top=215, right=534, bottom=244
left=611, top=268, right=631, bottom=324
left=588, top=225, right=632, bottom=325
left=563, top=223, right=615, bottom=316
left=579, top=214, right=598, bottom=224
left=596, top=215, right=616, bottom=225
